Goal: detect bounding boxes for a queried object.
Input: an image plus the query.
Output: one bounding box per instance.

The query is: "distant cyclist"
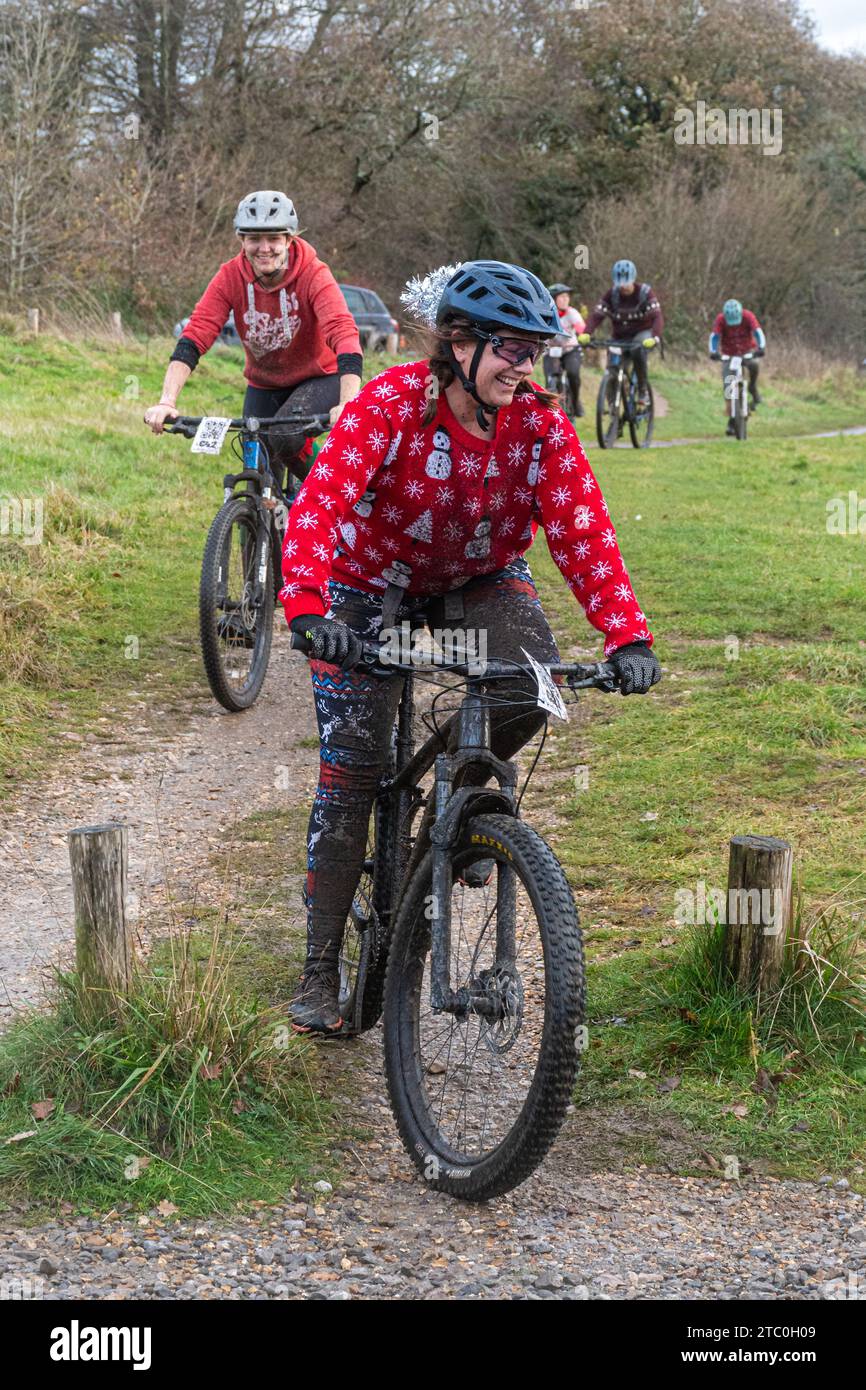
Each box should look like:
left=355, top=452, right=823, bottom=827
left=709, top=299, right=766, bottom=436
left=144, top=190, right=363, bottom=482
left=579, top=260, right=663, bottom=409
left=544, top=283, right=586, bottom=418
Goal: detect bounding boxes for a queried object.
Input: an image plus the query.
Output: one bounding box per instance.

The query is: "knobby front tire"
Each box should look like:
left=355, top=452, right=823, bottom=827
left=199, top=495, right=274, bottom=712
left=383, top=812, right=585, bottom=1201
left=629, top=381, right=654, bottom=448
left=596, top=371, right=622, bottom=449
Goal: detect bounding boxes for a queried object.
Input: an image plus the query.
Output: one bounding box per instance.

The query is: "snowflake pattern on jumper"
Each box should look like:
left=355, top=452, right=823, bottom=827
left=279, top=360, right=652, bottom=657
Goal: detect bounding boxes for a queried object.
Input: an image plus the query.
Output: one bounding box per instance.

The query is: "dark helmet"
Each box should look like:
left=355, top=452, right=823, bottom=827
left=549, top=282, right=572, bottom=297
left=436, top=261, right=560, bottom=338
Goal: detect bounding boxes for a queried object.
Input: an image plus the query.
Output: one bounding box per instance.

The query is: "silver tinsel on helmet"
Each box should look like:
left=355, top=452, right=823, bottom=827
left=400, top=263, right=463, bottom=328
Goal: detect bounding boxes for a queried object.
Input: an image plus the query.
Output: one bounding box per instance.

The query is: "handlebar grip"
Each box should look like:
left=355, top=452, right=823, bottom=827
left=290, top=630, right=313, bottom=654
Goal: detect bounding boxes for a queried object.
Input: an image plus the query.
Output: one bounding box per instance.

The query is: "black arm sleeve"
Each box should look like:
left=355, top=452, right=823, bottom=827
left=337, top=352, right=363, bottom=378
left=170, top=336, right=201, bottom=370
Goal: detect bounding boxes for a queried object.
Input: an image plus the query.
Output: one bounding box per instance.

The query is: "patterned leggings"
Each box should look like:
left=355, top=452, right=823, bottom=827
left=303, top=558, right=560, bottom=966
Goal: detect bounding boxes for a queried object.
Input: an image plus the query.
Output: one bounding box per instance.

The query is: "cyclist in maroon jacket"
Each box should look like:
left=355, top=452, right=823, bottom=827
left=580, top=260, right=663, bottom=409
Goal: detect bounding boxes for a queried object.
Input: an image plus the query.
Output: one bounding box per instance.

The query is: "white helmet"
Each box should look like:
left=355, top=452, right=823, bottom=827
left=234, top=190, right=298, bottom=235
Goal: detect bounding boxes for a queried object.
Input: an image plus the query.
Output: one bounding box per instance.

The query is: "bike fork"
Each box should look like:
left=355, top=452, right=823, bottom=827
left=429, top=755, right=454, bottom=1012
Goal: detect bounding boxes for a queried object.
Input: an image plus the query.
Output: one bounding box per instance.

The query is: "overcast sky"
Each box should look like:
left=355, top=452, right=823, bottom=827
left=805, top=0, right=866, bottom=54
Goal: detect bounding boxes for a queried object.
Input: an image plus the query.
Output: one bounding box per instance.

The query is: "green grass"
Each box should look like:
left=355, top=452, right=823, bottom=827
left=0, top=909, right=336, bottom=1217
left=525, top=428, right=866, bottom=1182
left=2, top=330, right=865, bottom=1190
left=0, top=332, right=398, bottom=785
left=575, top=355, right=866, bottom=441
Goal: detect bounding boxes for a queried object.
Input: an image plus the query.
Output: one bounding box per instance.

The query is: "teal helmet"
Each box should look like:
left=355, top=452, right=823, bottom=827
left=723, top=299, right=743, bottom=326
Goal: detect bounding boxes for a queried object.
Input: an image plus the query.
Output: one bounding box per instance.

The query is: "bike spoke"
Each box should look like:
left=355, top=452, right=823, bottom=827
left=413, top=860, right=548, bottom=1163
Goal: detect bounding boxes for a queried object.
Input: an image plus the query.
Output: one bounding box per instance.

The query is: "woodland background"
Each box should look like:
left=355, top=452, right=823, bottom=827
left=1, top=0, right=865, bottom=351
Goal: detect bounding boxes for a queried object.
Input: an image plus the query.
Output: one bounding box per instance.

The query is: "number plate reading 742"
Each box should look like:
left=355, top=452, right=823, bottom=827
left=191, top=417, right=232, bottom=455
left=522, top=648, right=569, bottom=722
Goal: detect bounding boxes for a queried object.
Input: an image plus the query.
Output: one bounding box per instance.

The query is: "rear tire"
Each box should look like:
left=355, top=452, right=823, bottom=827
left=338, top=791, right=398, bottom=1035
left=199, top=496, right=273, bottom=712
left=383, top=812, right=585, bottom=1200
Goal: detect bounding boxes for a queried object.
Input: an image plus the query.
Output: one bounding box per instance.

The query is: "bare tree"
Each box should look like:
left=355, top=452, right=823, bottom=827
left=0, top=0, right=83, bottom=297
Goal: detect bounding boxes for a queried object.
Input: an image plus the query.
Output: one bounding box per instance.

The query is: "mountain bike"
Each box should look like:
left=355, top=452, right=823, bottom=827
left=292, top=629, right=622, bottom=1199
left=543, top=345, right=582, bottom=419
left=711, top=349, right=763, bottom=441
left=165, top=412, right=329, bottom=711
left=592, top=337, right=657, bottom=450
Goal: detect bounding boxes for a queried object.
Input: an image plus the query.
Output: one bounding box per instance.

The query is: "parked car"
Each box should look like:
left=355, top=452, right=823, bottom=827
left=172, top=310, right=240, bottom=345
left=339, top=284, right=399, bottom=352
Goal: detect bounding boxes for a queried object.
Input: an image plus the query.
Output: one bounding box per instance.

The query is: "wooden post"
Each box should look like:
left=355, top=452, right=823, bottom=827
left=111, top=311, right=123, bottom=337
left=724, top=834, right=792, bottom=997
left=26, top=308, right=39, bottom=334
left=68, top=822, right=132, bottom=1013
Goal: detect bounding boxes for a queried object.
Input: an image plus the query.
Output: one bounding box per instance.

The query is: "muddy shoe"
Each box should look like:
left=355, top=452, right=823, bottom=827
left=726, top=419, right=737, bottom=436
left=289, top=962, right=343, bottom=1035
left=459, top=858, right=495, bottom=888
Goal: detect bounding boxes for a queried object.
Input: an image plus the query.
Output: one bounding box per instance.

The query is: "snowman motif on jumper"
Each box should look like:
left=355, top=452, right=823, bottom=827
left=382, top=558, right=413, bottom=588
left=354, top=489, right=375, bottom=518
left=527, top=439, right=543, bottom=487
left=425, top=427, right=452, bottom=480
left=338, top=519, right=358, bottom=552
left=465, top=516, right=492, bottom=560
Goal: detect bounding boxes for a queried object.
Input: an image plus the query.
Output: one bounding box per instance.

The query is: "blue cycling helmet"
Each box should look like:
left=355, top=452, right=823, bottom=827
left=437, top=260, right=560, bottom=337
left=436, top=261, right=559, bottom=428
left=612, top=259, right=637, bottom=285
left=723, top=298, right=743, bottom=325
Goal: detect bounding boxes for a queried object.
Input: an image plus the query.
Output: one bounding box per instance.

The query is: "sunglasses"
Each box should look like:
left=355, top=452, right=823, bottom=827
left=489, top=335, right=544, bottom=367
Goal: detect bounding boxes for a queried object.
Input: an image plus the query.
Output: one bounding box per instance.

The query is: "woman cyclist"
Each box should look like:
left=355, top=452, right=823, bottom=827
left=280, top=260, right=661, bottom=1034
left=544, top=282, right=586, bottom=418
left=144, top=189, right=363, bottom=480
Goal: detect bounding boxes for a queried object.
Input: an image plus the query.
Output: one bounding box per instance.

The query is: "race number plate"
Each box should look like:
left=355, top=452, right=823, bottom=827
left=191, top=417, right=232, bottom=454
left=522, top=648, right=569, bottom=721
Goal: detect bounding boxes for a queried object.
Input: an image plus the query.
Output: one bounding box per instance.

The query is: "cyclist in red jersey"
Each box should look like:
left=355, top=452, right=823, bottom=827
left=281, top=261, right=661, bottom=1033
left=144, top=190, right=362, bottom=481
left=709, top=299, right=766, bottom=435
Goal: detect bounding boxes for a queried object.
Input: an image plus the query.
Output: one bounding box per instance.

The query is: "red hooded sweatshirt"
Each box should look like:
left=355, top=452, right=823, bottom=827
left=181, top=240, right=362, bottom=389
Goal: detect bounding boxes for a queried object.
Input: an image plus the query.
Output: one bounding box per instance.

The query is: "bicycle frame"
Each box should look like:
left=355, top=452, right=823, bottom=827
left=722, top=355, right=748, bottom=419
left=366, top=653, right=615, bottom=1018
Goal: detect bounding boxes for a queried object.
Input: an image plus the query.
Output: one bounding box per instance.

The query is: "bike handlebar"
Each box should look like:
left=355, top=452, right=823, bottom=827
left=290, top=630, right=620, bottom=689
left=710, top=350, right=764, bottom=361
left=584, top=338, right=658, bottom=351
left=164, top=413, right=331, bottom=440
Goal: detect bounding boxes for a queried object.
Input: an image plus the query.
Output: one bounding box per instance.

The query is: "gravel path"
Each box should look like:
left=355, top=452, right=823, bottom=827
left=2, top=1051, right=863, bottom=1302
left=1, top=626, right=863, bottom=1301
left=0, top=629, right=318, bottom=1017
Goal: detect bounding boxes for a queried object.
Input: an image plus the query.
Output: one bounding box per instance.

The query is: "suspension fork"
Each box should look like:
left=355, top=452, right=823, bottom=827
left=427, top=691, right=518, bottom=1012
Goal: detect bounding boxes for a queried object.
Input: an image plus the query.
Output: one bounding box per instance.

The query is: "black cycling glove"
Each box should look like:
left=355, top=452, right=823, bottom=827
left=608, top=641, right=662, bottom=696
left=290, top=614, right=364, bottom=670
